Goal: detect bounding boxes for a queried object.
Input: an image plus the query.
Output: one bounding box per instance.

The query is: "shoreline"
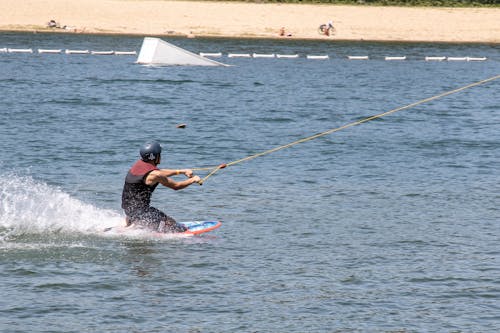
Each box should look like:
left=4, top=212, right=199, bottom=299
left=1, top=1, right=499, bottom=44
left=2, top=29, right=499, bottom=46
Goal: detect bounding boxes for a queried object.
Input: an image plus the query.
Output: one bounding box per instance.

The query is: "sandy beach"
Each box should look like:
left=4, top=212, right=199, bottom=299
left=1, top=0, right=499, bottom=43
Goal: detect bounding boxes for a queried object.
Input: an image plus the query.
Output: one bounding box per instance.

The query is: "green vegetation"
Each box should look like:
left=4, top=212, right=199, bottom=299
left=223, top=0, right=498, bottom=6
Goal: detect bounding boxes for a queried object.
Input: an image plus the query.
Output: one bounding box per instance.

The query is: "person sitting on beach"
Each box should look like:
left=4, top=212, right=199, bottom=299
left=279, top=27, right=292, bottom=37
left=121, top=141, right=201, bottom=233
left=47, top=19, right=58, bottom=28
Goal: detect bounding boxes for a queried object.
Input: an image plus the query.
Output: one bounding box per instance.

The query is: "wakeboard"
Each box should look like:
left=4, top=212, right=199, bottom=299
left=179, top=221, right=222, bottom=235
left=104, top=220, right=221, bottom=237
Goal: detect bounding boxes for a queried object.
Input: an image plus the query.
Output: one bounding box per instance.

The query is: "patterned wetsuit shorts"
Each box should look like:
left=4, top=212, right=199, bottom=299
left=126, top=207, right=185, bottom=233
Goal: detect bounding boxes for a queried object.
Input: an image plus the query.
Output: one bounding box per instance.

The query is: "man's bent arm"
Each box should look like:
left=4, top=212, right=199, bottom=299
left=146, top=169, right=200, bottom=190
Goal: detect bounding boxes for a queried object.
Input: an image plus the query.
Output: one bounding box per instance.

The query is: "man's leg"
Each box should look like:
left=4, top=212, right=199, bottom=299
left=148, top=207, right=186, bottom=233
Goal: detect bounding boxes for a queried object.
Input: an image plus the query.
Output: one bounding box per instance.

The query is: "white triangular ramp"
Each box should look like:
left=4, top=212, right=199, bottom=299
left=136, top=37, right=228, bottom=66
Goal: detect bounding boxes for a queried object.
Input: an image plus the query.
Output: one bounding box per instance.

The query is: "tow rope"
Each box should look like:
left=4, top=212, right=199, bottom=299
left=194, top=74, right=500, bottom=185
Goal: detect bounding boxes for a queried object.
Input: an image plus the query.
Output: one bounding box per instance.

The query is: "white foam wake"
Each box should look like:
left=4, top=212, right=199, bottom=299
left=0, top=173, right=123, bottom=237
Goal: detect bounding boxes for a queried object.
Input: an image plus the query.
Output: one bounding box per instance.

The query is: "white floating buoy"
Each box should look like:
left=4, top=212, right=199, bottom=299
left=199, top=52, right=222, bottom=57
left=306, top=55, right=329, bottom=60
left=348, top=56, right=369, bottom=60
left=385, top=56, right=406, bottom=61
left=467, top=57, right=487, bottom=61
left=114, top=51, right=137, bottom=55
left=38, top=49, right=62, bottom=54
left=8, top=48, right=33, bottom=53
left=65, top=49, right=90, bottom=54
left=425, top=56, right=446, bottom=61
left=252, top=53, right=275, bottom=58
left=227, top=53, right=251, bottom=58
left=447, top=57, right=467, bottom=61
left=276, top=54, right=299, bottom=59
left=91, top=51, right=114, bottom=55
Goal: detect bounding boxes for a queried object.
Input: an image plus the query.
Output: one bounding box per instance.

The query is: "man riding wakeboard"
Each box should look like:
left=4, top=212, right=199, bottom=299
left=121, top=141, right=201, bottom=233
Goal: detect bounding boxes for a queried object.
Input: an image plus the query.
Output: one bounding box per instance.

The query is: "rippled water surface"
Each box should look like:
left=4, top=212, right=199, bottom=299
left=1, top=33, right=499, bottom=332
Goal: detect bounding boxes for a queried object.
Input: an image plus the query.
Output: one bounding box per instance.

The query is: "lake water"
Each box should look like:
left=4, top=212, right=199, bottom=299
left=1, top=32, right=499, bottom=332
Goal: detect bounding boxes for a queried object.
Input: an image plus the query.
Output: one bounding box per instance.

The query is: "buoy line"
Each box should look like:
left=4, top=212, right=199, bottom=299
left=194, top=74, right=500, bottom=185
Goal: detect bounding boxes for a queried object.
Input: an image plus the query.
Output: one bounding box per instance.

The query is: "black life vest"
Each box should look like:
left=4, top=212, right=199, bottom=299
left=121, top=160, right=159, bottom=213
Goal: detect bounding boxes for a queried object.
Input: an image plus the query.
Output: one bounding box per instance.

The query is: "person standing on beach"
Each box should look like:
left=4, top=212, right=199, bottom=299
left=121, top=141, right=201, bottom=233
left=325, top=20, right=334, bottom=36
